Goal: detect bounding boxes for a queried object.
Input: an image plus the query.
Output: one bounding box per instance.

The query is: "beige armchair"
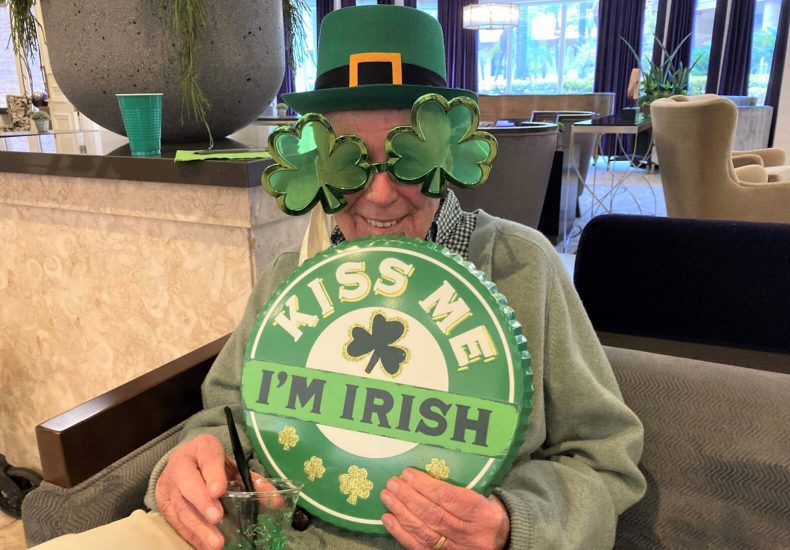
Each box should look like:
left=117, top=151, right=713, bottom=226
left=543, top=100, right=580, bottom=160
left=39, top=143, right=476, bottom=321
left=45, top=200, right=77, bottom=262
left=731, top=147, right=790, bottom=182
left=650, top=94, right=790, bottom=222
left=732, top=147, right=784, bottom=168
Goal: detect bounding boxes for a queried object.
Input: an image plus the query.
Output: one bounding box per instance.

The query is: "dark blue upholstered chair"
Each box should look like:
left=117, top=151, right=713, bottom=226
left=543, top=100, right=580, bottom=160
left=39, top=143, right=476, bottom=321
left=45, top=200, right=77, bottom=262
left=573, top=214, right=790, bottom=374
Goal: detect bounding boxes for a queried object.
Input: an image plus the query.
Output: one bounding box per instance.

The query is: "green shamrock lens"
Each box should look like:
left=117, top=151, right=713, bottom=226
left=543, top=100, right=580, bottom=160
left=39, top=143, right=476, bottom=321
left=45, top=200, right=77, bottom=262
left=262, top=114, right=369, bottom=216
left=387, top=94, right=497, bottom=197
left=263, top=95, right=497, bottom=216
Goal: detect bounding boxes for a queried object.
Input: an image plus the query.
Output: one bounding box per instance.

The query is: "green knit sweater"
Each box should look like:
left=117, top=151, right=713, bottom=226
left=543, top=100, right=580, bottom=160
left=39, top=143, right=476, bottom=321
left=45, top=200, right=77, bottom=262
left=145, top=212, right=646, bottom=549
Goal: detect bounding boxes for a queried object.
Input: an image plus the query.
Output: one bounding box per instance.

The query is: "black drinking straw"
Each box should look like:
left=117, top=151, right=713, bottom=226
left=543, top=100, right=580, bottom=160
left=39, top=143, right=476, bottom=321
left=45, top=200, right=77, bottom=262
left=224, top=407, right=257, bottom=548
left=224, top=406, right=254, bottom=492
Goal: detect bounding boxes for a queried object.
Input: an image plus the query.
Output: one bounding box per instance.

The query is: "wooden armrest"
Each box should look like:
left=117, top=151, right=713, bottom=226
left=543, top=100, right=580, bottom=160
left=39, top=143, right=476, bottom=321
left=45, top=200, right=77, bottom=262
left=36, top=333, right=231, bottom=488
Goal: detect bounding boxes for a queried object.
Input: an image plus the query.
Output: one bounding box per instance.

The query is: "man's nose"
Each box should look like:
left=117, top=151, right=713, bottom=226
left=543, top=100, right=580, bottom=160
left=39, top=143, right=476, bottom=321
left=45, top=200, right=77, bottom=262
left=363, top=171, right=399, bottom=206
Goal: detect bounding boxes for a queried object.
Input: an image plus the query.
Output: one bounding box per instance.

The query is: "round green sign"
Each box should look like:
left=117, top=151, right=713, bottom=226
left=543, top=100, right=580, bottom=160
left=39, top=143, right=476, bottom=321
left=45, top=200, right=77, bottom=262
left=242, top=237, right=532, bottom=534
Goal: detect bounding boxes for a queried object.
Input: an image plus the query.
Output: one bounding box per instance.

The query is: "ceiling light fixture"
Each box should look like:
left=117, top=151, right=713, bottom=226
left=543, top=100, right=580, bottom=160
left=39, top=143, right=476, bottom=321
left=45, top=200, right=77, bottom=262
left=462, top=3, right=520, bottom=30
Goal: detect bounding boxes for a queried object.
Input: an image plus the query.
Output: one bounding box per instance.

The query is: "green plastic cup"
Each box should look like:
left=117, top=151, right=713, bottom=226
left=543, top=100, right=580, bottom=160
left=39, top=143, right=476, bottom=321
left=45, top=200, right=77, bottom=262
left=116, top=93, right=163, bottom=156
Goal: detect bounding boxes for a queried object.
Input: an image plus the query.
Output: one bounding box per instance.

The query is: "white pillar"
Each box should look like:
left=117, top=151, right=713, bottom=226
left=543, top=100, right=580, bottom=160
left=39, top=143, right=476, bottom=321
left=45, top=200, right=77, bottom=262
left=773, top=46, right=790, bottom=151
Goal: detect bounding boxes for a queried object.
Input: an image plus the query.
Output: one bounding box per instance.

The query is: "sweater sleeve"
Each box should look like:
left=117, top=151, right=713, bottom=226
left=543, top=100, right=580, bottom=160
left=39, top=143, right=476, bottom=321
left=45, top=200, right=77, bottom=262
left=144, top=253, right=298, bottom=510
left=488, top=228, right=646, bottom=549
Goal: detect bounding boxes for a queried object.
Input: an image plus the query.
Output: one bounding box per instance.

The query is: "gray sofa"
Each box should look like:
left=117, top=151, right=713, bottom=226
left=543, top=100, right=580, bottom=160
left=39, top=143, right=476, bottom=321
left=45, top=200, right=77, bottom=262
left=22, top=340, right=790, bottom=548
left=721, top=95, right=774, bottom=151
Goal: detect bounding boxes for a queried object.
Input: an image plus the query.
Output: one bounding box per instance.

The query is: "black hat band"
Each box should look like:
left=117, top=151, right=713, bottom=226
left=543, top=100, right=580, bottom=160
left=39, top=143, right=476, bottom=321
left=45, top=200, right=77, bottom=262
left=315, top=56, right=446, bottom=90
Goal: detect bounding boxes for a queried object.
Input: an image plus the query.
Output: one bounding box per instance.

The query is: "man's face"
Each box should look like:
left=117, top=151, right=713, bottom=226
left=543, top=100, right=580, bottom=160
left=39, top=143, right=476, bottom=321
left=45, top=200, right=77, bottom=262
left=326, top=109, right=441, bottom=241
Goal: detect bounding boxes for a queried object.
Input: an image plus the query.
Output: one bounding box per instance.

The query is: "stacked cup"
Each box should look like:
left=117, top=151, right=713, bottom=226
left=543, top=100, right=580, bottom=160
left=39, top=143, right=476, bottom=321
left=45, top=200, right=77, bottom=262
left=115, top=93, right=163, bottom=156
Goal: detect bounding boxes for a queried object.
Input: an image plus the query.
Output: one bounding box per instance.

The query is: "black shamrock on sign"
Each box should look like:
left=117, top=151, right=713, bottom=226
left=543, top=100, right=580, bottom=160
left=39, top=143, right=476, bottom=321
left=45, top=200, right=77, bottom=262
left=346, top=313, right=408, bottom=377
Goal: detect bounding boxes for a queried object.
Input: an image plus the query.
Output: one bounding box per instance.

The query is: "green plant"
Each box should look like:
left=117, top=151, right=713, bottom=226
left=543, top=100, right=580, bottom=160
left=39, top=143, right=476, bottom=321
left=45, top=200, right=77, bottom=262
left=6, top=0, right=306, bottom=146
left=621, top=34, right=702, bottom=110
left=283, top=0, right=308, bottom=74
left=7, top=0, right=39, bottom=89
left=171, top=0, right=306, bottom=147
left=30, top=109, right=49, bottom=120
left=172, top=0, right=212, bottom=143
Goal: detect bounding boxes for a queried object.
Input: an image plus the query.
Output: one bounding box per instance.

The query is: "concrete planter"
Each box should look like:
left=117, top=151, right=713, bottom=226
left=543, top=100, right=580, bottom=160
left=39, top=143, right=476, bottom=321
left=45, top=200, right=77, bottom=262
left=40, top=0, right=284, bottom=142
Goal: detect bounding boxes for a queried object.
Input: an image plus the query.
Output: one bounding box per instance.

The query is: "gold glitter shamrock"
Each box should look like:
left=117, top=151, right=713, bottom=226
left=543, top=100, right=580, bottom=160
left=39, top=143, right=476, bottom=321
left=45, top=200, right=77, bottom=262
left=278, top=426, right=299, bottom=451
left=339, top=465, right=373, bottom=505
left=304, top=456, right=326, bottom=481
left=426, top=458, right=450, bottom=481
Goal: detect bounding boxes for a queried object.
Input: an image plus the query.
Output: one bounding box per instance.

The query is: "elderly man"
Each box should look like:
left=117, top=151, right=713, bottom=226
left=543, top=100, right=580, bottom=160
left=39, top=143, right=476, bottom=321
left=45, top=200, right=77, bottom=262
left=36, top=5, right=644, bottom=550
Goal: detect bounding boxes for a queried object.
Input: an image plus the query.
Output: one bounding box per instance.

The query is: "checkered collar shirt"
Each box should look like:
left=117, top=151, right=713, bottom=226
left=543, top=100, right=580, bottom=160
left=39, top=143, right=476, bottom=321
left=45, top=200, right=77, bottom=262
left=329, top=190, right=478, bottom=260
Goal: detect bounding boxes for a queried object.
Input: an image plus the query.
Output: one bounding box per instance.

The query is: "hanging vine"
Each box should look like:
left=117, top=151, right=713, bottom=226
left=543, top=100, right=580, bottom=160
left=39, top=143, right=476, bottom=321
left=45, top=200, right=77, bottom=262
left=171, top=0, right=213, bottom=146
left=7, top=0, right=39, bottom=93
left=283, top=0, right=309, bottom=73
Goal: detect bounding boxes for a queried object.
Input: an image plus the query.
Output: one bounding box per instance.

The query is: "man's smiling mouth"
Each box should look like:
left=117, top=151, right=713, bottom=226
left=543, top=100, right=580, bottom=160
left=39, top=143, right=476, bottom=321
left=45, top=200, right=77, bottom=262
left=365, top=218, right=399, bottom=228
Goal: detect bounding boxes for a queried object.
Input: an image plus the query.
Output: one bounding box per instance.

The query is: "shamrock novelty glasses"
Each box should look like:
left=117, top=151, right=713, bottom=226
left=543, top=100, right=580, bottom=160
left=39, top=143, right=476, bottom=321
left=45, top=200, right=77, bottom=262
left=262, top=94, right=498, bottom=216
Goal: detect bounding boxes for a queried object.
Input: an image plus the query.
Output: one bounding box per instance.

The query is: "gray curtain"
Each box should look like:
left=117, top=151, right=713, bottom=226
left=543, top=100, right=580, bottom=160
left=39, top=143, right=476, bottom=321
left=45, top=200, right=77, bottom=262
left=707, top=0, right=756, bottom=95
left=766, top=0, right=790, bottom=144
left=316, top=0, right=334, bottom=41
left=594, top=0, right=646, bottom=155
left=438, top=0, right=478, bottom=91
left=651, top=0, right=695, bottom=71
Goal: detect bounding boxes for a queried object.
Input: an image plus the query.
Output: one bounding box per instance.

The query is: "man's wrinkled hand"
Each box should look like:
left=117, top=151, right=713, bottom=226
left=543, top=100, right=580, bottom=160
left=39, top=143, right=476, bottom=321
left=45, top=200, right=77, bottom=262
left=380, top=468, right=510, bottom=550
left=155, top=434, right=236, bottom=550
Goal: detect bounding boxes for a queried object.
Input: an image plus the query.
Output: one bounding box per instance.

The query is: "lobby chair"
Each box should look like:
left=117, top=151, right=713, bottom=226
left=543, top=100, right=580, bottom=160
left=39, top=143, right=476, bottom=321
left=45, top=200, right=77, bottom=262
left=573, top=214, right=790, bottom=374
left=21, top=334, right=230, bottom=546
left=650, top=94, right=790, bottom=222
left=731, top=147, right=790, bottom=181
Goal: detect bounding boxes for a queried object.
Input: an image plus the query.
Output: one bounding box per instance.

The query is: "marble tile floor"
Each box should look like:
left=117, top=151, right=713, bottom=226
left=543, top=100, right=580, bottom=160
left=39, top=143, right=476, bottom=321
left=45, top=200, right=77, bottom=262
left=555, top=159, right=667, bottom=263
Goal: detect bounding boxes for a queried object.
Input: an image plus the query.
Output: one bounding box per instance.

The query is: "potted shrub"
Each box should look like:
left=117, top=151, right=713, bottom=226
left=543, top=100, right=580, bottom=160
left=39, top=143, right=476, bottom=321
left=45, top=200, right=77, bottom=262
left=6, top=0, right=307, bottom=143
left=276, top=102, right=289, bottom=118
left=30, top=109, right=50, bottom=132
left=622, top=34, right=702, bottom=115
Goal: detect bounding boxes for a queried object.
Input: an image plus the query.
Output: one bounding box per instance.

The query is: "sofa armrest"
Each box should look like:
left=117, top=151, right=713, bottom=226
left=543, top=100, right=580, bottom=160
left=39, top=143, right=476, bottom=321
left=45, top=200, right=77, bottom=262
left=36, top=333, right=230, bottom=489
left=734, top=163, right=769, bottom=183
left=733, top=147, right=785, bottom=167
left=22, top=422, right=184, bottom=546
left=731, top=153, right=764, bottom=168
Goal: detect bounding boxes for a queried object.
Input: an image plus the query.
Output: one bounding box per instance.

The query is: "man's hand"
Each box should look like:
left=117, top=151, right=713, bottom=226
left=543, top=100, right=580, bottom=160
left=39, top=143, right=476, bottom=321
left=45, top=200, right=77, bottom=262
left=380, top=468, right=510, bottom=550
left=155, top=434, right=235, bottom=550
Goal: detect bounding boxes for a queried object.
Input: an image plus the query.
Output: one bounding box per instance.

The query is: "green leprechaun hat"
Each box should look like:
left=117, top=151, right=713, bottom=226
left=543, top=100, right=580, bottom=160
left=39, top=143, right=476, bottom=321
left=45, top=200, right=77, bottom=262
left=282, top=5, right=477, bottom=114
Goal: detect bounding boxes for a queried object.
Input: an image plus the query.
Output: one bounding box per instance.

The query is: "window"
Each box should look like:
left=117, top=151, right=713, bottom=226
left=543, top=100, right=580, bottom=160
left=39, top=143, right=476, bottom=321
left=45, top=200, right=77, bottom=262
left=292, top=2, right=319, bottom=94
left=0, top=2, right=46, bottom=110
left=1, top=3, right=20, bottom=109
left=750, top=0, right=783, bottom=104
left=689, top=0, right=782, bottom=103
left=416, top=0, right=438, bottom=20
left=640, top=0, right=661, bottom=62
left=477, top=1, right=598, bottom=95
left=689, top=0, right=716, bottom=95
left=292, top=1, right=439, bottom=94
